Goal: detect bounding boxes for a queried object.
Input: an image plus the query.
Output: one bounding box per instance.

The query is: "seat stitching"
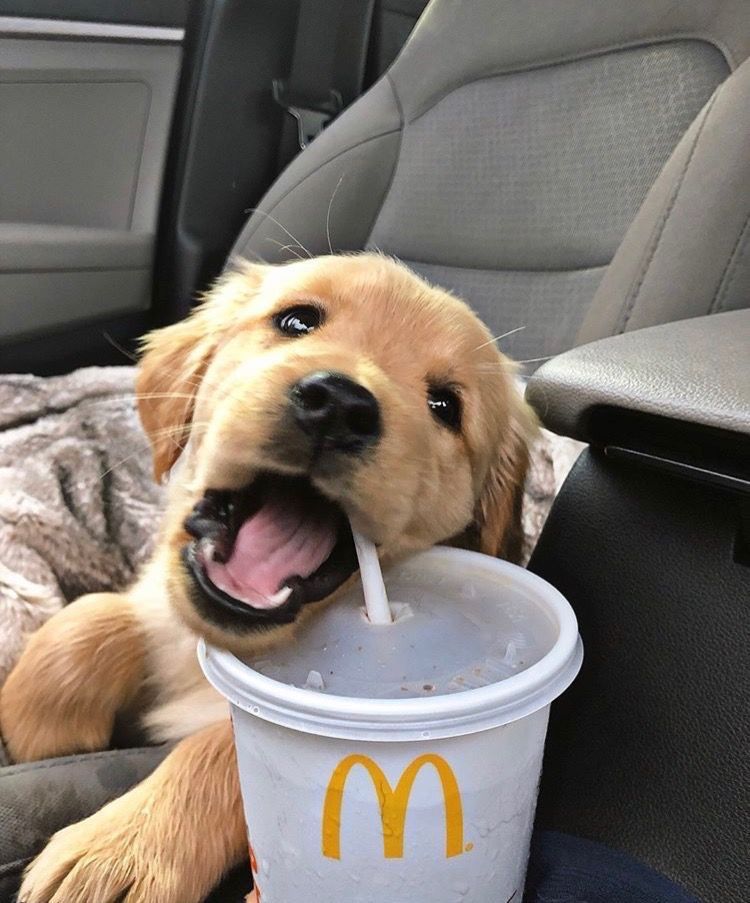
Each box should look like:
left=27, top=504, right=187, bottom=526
left=237, top=128, right=402, bottom=254
left=616, top=91, right=718, bottom=334
left=404, top=35, right=730, bottom=125
left=0, top=856, right=32, bottom=879
left=401, top=257, right=609, bottom=276
left=364, top=74, right=405, bottom=249
left=0, top=746, right=170, bottom=779
left=709, top=210, right=750, bottom=314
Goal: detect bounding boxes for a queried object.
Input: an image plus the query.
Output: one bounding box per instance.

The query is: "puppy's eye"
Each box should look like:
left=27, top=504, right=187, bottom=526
left=273, top=305, right=323, bottom=337
left=427, top=385, right=462, bottom=432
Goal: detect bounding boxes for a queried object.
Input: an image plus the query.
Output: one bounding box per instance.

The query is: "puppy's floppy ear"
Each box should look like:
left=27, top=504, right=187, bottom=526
left=136, top=262, right=267, bottom=481
left=136, top=316, right=214, bottom=482
left=474, top=391, right=537, bottom=563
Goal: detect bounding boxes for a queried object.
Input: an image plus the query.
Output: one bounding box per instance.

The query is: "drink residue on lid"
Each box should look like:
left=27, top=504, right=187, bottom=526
left=245, top=542, right=556, bottom=699
left=351, top=528, right=392, bottom=625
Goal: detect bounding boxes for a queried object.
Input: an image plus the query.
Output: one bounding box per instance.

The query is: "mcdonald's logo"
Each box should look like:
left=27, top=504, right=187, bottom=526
left=321, top=753, right=465, bottom=859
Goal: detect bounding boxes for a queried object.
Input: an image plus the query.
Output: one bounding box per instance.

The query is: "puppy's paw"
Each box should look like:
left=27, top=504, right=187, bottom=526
left=0, top=703, right=101, bottom=764
left=19, top=794, right=206, bottom=903
left=0, top=639, right=102, bottom=763
left=1, top=592, right=145, bottom=763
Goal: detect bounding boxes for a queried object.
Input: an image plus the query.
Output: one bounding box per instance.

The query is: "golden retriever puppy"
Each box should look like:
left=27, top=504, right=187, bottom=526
left=0, top=253, right=535, bottom=903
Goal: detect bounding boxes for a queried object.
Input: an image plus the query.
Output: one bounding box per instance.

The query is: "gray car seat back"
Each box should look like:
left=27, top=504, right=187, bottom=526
left=233, top=0, right=750, bottom=364
left=579, top=52, right=750, bottom=342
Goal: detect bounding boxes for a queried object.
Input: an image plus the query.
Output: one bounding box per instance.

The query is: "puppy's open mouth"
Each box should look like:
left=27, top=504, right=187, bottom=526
left=182, top=473, right=358, bottom=629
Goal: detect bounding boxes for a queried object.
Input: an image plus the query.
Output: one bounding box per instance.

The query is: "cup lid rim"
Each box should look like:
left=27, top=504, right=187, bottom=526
left=198, top=547, right=583, bottom=741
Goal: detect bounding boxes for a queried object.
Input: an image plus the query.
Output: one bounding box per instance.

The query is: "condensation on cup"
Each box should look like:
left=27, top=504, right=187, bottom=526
left=200, top=546, right=583, bottom=903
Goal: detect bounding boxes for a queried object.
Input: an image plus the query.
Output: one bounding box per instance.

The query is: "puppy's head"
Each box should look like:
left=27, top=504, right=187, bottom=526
left=137, top=254, right=535, bottom=652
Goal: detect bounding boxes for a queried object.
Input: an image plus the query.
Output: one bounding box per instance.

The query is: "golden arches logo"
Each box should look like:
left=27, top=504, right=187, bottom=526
left=321, top=753, right=464, bottom=859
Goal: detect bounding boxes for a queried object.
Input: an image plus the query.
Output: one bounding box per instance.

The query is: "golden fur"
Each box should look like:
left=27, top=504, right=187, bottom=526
left=0, top=254, right=535, bottom=902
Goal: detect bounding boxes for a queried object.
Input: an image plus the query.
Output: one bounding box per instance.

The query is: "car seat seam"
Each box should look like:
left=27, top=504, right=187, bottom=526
left=0, top=746, right=169, bottom=778
left=403, top=36, right=731, bottom=125
left=363, top=74, right=405, bottom=250
left=709, top=210, right=750, bottom=314
left=0, top=856, right=32, bottom=879
left=615, top=90, right=718, bottom=334
left=237, top=128, right=402, bottom=255
left=400, top=257, right=610, bottom=275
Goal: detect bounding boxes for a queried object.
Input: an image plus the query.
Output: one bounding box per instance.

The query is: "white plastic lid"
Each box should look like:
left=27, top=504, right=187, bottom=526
left=199, top=547, right=583, bottom=741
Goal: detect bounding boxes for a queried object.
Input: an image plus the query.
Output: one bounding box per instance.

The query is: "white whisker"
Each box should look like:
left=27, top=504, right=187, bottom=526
left=326, top=173, right=345, bottom=255
left=99, top=445, right=152, bottom=480
left=266, top=239, right=306, bottom=260
left=241, top=208, right=312, bottom=258
left=102, top=332, right=138, bottom=362
left=134, top=393, right=200, bottom=402
left=474, top=325, right=526, bottom=351
left=515, top=355, right=554, bottom=365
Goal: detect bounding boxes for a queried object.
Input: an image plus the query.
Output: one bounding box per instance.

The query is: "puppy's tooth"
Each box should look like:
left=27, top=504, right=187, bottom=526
left=199, top=538, right=216, bottom=560
left=269, top=586, right=293, bottom=606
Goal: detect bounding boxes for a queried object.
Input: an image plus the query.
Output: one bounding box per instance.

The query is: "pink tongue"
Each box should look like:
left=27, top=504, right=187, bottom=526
left=204, top=496, right=337, bottom=609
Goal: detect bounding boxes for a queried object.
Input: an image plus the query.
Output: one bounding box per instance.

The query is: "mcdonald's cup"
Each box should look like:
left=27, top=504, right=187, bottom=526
left=200, top=547, right=583, bottom=902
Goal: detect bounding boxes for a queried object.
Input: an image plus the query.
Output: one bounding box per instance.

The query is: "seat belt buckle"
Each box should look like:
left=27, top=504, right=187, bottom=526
left=273, top=79, right=343, bottom=150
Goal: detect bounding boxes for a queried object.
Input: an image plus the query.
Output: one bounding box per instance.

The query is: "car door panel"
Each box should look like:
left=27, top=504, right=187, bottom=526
left=0, top=13, right=181, bottom=342
left=0, top=0, right=186, bottom=28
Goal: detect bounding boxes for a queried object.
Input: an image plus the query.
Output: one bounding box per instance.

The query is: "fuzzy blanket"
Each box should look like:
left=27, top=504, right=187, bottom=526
left=0, top=368, right=163, bottom=684
left=0, top=367, right=583, bottom=685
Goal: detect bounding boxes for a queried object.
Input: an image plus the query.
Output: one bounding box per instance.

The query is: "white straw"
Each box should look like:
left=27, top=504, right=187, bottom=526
left=352, top=529, right=392, bottom=625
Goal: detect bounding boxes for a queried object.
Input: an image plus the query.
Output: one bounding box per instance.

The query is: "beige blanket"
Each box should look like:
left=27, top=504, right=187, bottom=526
left=0, top=367, right=582, bottom=683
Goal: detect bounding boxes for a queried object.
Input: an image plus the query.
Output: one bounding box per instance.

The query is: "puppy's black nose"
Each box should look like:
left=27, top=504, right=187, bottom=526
left=291, top=371, right=381, bottom=453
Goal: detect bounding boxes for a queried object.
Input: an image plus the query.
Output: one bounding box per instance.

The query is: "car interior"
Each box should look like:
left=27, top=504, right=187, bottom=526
left=0, top=1, right=748, bottom=901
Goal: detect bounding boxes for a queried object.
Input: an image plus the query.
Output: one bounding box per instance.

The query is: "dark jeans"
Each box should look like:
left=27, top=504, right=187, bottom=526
left=524, top=831, right=701, bottom=903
